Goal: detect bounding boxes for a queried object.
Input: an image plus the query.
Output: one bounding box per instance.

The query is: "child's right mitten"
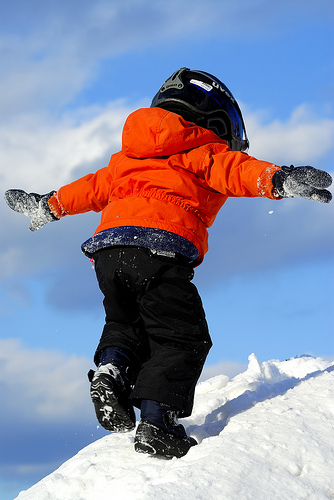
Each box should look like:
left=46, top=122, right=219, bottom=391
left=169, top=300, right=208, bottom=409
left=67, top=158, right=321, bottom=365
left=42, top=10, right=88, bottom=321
left=272, top=165, right=332, bottom=203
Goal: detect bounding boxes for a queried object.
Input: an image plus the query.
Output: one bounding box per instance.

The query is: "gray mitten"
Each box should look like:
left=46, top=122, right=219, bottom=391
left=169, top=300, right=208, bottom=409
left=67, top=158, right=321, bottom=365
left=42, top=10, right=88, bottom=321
left=4, top=189, right=58, bottom=231
left=272, top=166, right=332, bottom=203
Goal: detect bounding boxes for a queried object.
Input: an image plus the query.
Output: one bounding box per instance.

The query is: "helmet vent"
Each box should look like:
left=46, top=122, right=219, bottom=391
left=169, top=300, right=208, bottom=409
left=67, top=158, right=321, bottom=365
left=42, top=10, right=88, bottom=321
left=160, top=67, right=189, bottom=93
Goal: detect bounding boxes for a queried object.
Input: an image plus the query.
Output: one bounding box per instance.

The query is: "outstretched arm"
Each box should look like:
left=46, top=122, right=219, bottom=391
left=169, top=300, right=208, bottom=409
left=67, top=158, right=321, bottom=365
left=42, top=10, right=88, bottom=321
left=4, top=166, right=112, bottom=231
left=203, top=145, right=332, bottom=203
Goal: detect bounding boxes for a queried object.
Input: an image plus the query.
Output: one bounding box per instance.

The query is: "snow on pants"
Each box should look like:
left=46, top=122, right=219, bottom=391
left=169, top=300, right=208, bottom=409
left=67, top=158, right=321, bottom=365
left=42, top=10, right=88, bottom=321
left=93, top=246, right=212, bottom=417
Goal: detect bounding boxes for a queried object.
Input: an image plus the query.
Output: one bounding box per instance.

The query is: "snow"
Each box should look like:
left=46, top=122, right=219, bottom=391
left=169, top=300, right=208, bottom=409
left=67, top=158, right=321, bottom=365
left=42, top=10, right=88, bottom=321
left=15, top=354, right=334, bottom=500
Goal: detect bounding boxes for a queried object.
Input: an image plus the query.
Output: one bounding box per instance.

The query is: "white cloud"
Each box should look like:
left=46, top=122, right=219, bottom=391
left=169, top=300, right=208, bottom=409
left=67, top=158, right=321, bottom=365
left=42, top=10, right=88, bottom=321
left=1, top=99, right=332, bottom=195
left=0, top=339, right=92, bottom=422
left=0, top=98, right=332, bottom=288
left=245, top=104, right=334, bottom=167
left=1, top=0, right=332, bottom=119
left=1, top=1, right=333, bottom=196
left=0, top=1, right=220, bottom=118
left=0, top=101, right=135, bottom=193
left=0, top=338, right=245, bottom=427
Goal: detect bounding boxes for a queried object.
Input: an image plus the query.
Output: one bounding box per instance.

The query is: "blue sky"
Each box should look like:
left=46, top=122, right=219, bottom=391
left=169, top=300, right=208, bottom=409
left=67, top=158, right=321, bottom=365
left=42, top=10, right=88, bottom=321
left=0, top=0, right=333, bottom=498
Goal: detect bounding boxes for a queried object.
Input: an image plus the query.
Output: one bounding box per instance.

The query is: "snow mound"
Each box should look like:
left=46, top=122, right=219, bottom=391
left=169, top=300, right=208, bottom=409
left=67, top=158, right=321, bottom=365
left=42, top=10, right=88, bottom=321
left=15, top=354, right=334, bottom=500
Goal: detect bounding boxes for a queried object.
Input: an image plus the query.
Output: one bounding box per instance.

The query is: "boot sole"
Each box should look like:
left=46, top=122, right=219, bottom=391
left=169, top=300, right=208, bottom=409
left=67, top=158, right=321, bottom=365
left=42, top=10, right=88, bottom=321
left=90, top=373, right=135, bottom=432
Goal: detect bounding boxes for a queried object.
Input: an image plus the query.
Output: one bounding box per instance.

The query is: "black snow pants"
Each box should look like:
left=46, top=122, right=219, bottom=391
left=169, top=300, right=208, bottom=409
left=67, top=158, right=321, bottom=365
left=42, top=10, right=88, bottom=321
left=93, top=246, right=212, bottom=417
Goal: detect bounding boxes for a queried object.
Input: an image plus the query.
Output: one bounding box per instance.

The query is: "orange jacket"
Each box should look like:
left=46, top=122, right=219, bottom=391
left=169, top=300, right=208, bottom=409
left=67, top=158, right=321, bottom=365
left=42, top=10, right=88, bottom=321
left=49, top=107, right=281, bottom=264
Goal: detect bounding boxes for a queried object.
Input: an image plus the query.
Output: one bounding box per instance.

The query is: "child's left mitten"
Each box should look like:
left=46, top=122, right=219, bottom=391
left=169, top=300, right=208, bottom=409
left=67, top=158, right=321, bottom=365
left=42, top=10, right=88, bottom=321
left=4, top=189, right=59, bottom=231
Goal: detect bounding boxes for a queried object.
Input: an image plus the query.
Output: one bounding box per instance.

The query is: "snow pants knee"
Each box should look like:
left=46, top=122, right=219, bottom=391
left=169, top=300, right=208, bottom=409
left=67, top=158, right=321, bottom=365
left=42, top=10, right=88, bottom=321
left=93, top=246, right=212, bottom=417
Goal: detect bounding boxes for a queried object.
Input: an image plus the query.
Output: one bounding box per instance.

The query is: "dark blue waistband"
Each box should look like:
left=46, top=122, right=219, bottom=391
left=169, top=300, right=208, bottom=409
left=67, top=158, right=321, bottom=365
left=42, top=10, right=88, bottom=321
left=81, top=226, right=199, bottom=263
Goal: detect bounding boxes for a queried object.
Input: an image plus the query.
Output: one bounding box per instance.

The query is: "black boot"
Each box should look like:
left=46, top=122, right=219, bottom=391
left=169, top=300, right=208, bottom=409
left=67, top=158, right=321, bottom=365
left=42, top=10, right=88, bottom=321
left=88, top=347, right=136, bottom=432
left=134, top=400, right=197, bottom=459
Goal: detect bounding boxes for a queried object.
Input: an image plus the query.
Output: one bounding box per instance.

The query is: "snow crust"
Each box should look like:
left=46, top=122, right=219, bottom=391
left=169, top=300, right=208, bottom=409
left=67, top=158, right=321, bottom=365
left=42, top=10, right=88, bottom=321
left=15, top=354, right=334, bottom=500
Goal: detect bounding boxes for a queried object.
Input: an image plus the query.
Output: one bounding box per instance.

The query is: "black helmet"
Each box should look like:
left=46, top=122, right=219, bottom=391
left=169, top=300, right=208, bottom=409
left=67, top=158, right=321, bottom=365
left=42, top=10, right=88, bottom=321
left=151, top=67, right=249, bottom=152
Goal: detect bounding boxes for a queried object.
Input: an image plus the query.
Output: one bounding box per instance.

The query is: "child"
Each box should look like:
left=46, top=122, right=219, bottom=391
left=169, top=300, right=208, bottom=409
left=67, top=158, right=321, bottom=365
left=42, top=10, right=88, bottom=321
left=5, top=68, right=332, bottom=459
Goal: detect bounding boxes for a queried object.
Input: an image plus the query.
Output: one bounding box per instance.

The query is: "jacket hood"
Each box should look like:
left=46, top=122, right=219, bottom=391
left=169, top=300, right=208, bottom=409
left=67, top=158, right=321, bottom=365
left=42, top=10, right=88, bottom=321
left=122, top=107, right=225, bottom=158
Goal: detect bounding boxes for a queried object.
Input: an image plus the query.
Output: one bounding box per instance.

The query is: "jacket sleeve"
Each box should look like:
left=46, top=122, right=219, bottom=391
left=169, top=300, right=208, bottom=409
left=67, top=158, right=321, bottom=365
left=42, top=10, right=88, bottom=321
left=48, top=166, right=112, bottom=218
left=202, top=144, right=282, bottom=200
